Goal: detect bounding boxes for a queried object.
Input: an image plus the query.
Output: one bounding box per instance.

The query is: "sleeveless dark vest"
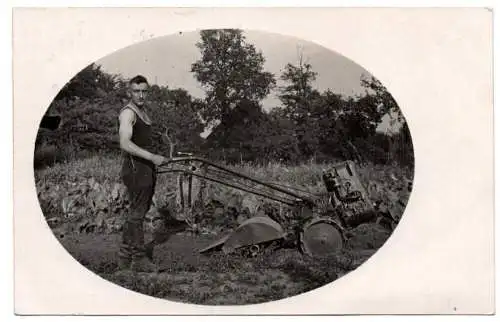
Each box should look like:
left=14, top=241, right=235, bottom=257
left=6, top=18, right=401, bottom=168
left=120, top=105, right=156, bottom=186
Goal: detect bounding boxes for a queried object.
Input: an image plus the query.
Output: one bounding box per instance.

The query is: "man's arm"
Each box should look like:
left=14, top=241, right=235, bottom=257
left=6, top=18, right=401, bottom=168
left=119, top=109, right=166, bottom=165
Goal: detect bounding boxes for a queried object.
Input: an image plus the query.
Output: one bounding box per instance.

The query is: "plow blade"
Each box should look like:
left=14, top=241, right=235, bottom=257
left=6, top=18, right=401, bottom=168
left=199, top=216, right=286, bottom=254
left=300, top=217, right=345, bottom=257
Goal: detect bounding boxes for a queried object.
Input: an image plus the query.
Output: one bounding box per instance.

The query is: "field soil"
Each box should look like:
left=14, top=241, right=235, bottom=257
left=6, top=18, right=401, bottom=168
left=55, top=224, right=389, bottom=305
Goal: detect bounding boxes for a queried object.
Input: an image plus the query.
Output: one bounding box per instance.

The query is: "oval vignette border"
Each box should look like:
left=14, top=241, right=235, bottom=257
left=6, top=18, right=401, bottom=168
left=13, top=6, right=491, bottom=310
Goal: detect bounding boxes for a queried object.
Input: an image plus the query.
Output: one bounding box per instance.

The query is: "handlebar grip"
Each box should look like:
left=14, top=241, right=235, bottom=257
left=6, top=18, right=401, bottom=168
left=177, top=152, right=194, bottom=156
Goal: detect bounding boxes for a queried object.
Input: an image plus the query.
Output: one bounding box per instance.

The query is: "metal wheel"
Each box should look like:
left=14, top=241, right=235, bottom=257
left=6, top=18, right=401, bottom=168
left=300, top=217, right=345, bottom=257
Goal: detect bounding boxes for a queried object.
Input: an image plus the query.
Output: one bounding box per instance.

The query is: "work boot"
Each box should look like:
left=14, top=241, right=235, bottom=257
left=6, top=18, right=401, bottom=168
left=130, top=256, right=159, bottom=273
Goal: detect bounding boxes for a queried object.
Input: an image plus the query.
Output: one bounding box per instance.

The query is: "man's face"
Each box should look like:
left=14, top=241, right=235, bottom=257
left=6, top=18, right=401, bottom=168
left=129, top=82, right=149, bottom=107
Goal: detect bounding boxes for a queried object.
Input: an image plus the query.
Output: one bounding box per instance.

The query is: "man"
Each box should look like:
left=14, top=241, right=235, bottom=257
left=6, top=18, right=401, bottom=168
left=118, top=75, right=167, bottom=272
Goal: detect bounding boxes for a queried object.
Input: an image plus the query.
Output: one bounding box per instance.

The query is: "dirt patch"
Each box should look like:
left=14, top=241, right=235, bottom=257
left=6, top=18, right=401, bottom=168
left=54, top=223, right=385, bottom=306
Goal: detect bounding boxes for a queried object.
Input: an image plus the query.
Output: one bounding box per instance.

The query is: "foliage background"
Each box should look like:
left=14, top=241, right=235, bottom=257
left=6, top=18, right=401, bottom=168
left=35, top=29, right=414, bottom=171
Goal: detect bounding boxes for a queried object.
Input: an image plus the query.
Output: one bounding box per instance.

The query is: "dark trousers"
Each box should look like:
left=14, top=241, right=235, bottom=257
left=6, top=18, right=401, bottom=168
left=119, top=159, right=156, bottom=260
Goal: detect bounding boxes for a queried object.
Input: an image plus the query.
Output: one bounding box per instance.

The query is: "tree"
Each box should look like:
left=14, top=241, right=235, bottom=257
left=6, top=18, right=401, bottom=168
left=146, top=87, right=205, bottom=155
left=277, top=51, right=320, bottom=158
left=191, top=29, right=276, bottom=129
left=357, top=74, right=414, bottom=165
left=278, top=51, right=318, bottom=121
left=360, top=74, right=404, bottom=124
left=309, top=90, right=348, bottom=161
left=55, top=63, right=117, bottom=101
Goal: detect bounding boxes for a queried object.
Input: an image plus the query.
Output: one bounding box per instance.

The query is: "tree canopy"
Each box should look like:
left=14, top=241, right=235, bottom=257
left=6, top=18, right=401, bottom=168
left=191, top=29, right=276, bottom=126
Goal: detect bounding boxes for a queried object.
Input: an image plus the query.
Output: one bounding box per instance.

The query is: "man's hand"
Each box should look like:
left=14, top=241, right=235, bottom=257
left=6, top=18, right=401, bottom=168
left=151, top=154, right=168, bottom=166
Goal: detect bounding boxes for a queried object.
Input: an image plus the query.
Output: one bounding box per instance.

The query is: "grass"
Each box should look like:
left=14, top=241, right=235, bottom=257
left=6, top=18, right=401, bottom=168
left=35, top=153, right=412, bottom=305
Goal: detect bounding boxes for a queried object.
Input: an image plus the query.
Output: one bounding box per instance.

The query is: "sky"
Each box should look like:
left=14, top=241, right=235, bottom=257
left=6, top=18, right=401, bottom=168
left=96, top=29, right=372, bottom=110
